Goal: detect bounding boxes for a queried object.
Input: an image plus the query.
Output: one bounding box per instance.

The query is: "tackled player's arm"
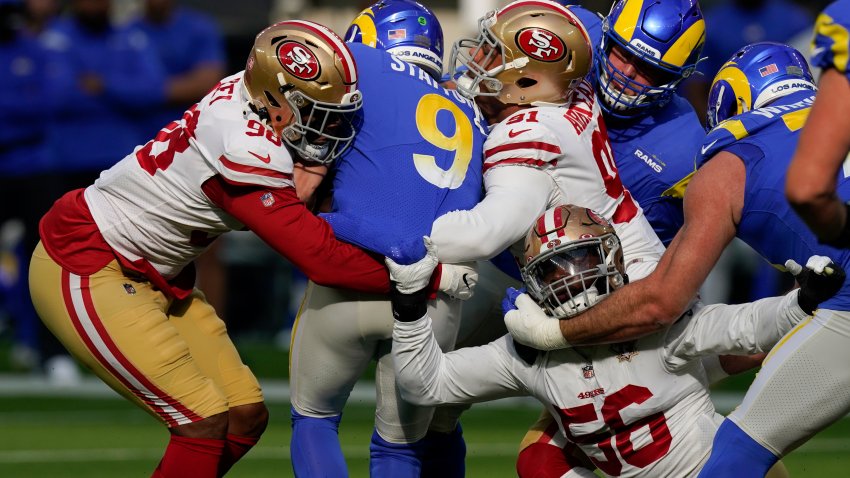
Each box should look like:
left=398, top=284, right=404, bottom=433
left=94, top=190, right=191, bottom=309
left=786, top=67, right=850, bottom=243
left=393, top=316, right=527, bottom=406
left=429, top=165, right=554, bottom=263
left=556, top=153, right=744, bottom=345
left=663, top=291, right=808, bottom=370
left=202, top=176, right=390, bottom=293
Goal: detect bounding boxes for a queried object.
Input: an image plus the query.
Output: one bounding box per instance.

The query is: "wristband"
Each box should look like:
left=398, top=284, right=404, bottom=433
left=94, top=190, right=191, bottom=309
left=389, top=283, right=429, bottom=322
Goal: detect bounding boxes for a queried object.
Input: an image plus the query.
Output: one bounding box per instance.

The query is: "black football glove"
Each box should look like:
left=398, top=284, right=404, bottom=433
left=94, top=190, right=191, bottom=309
left=785, top=256, right=847, bottom=314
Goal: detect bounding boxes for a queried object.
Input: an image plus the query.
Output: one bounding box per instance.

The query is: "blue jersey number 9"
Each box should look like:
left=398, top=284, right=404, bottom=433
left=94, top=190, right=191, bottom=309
left=413, top=93, right=474, bottom=189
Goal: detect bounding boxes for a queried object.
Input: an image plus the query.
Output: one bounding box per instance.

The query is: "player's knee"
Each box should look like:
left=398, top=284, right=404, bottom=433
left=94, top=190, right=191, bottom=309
left=173, top=410, right=229, bottom=439
left=229, top=402, right=269, bottom=437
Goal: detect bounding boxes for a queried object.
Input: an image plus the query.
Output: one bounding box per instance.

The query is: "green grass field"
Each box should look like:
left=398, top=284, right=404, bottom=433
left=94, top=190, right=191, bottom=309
left=0, top=394, right=848, bottom=477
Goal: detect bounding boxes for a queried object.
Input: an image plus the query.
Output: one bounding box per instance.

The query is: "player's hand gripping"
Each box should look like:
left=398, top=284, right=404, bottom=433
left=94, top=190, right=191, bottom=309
left=785, top=255, right=847, bottom=314
left=502, top=287, right=571, bottom=351
left=385, top=236, right=438, bottom=322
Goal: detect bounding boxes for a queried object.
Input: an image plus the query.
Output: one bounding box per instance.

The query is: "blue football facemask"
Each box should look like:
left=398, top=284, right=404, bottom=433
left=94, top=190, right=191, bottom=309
left=595, top=0, right=705, bottom=119
left=345, top=0, right=444, bottom=80
left=706, top=41, right=816, bottom=130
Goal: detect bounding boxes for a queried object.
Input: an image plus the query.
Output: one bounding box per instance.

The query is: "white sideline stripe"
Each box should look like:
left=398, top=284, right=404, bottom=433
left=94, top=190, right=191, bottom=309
left=2, top=438, right=850, bottom=464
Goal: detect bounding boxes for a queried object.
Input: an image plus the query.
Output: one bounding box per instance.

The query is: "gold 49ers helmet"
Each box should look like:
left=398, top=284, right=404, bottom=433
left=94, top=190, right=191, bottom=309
left=520, top=204, right=626, bottom=319
left=449, top=0, right=592, bottom=106
left=244, top=20, right=363, bottom=164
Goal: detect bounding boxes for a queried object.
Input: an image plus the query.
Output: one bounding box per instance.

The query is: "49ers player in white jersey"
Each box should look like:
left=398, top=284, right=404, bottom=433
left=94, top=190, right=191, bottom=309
left=423, top=0, right=666, bottom=450
left=28, top=21, right=390, bottom=478
left=432, top=0, right=664, bottom=299
left=388, top=204, right=837, bottom=477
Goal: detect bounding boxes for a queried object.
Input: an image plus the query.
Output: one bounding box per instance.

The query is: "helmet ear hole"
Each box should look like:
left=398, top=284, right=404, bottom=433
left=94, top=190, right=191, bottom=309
left=516, top=77, right=537, bottom=89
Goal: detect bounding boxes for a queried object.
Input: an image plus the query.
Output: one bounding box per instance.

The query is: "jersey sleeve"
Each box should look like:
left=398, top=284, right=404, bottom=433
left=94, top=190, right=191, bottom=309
left=812, top=1, right=850, bottom=80
left=483, top=115, right=563, bottom=174
left=197, top=116, right=296, bottom=189
left=661, top=292, right=808, bottom=373
left=430, top=165, right=555, bottom=262
left=392, top=316, right=528, bottom=406
left=201, top=175, right=390, bottom=293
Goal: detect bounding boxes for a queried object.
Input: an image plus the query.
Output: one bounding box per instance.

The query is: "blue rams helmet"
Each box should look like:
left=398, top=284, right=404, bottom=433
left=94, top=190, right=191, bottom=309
left=345, top=0, right=444, bottom=80
left=596, top=0, right=705, bottom=118
left=706, top=42, right=816, bottom=130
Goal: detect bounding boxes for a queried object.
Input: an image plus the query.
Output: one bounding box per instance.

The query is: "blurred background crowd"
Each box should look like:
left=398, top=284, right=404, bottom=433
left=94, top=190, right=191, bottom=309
left=0, top=0, right=832, bottom=384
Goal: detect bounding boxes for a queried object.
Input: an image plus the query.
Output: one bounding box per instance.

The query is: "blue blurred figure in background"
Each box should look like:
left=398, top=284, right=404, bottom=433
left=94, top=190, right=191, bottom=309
left=40, top=0, right=166, bottom=191
left=128, top=0, right=226, bottom=138
left=0, top=0, right=59, bottom=374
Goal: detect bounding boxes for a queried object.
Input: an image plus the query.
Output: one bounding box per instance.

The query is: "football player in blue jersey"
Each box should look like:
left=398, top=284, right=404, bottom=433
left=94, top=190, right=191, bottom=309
left=584, top=0, right=705, bottom=246
left=287, top=2, right=489, bottom=477
left=502, top=41, right=850, bottom=478
left=694, top=42, right=850, bottom=478
left=787, top=0, right=850, bottom=248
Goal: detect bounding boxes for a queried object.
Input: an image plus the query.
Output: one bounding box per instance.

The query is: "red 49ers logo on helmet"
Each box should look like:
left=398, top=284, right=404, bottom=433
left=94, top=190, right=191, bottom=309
left=277, top=40, right=321, bottom=80
left=515, top=27, right=567, bottom=62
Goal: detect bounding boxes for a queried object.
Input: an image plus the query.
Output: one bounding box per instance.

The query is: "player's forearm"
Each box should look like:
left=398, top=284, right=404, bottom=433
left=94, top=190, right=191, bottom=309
left=557, top=279, right=679, bottom=345
left=667, top=292, right=807, bottom=362
left=393, top=317, right=519, bottom=405
left=789, top=192, right=847, bottom=243
left=787, top=68, right=850, bottom=242
left=392, top=316, right=471, bottom=406
left=204, top=177, right=390, bottom=293
left=430, top=167, right=550, bottom=262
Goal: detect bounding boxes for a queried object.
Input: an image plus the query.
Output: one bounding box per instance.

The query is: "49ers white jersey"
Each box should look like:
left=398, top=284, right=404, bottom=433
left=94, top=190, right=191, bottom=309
left=393, top=291, right=808, bottom=478
left=429, top=79, right=664, bottom=278
left=85, top=72, right=296, bottom=278
left=483, top=80, right=664, bottom=277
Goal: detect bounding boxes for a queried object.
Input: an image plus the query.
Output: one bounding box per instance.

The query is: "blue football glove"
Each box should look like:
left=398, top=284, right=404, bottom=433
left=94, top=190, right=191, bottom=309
left=501, top=286, right=526, bottom=315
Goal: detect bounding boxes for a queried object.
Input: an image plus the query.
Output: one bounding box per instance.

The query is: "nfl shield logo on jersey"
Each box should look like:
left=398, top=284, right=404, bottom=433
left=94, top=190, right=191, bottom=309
left=582, top=364, right=595, bottom=379
left=261, top=192, right=275, bottom=207
left=123, top=283, right=137, bottom=295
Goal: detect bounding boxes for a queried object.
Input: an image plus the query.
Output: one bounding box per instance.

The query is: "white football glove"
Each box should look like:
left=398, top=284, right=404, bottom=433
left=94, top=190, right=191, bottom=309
left=504, top=293, right=570, bottom=351
left=385, top=236, right=439, bottom=294
left=438, top=262, right=479, bottom=300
